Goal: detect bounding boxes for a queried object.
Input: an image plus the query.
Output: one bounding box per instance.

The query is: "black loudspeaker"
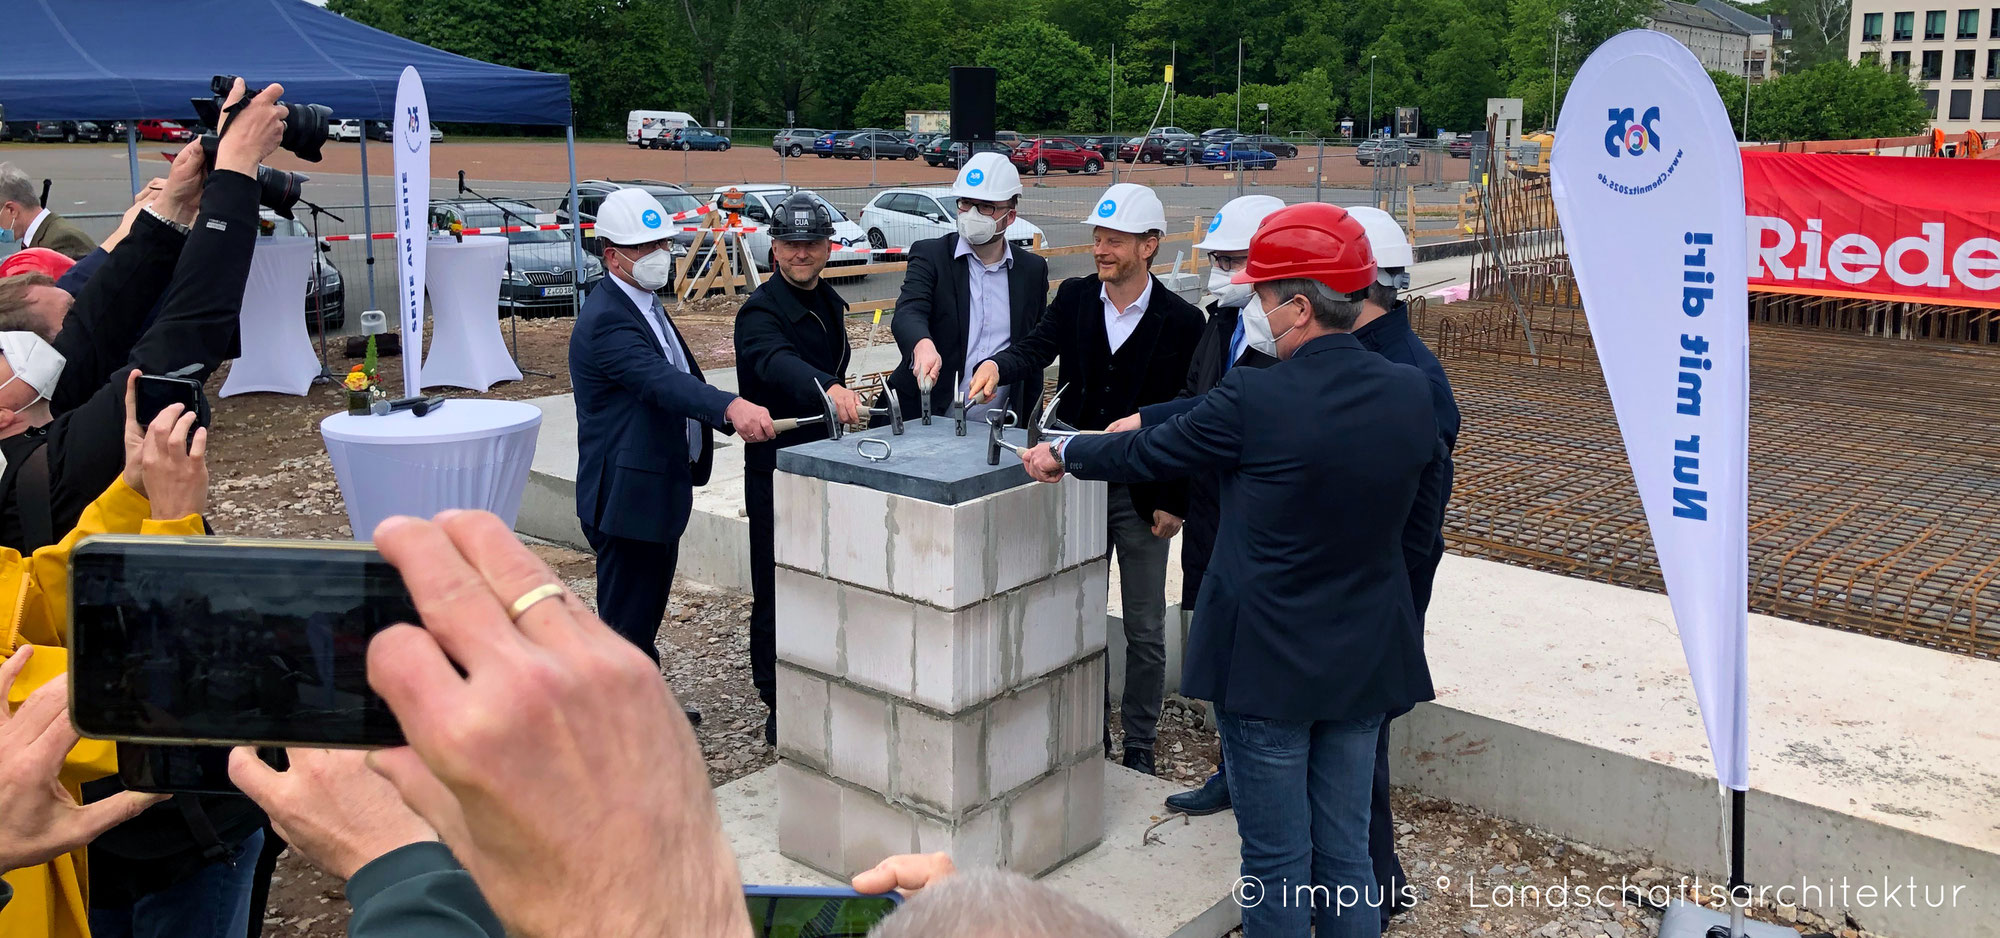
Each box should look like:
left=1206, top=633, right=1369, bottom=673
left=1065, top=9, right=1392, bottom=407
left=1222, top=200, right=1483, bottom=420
left=950, top=66, right=997, bottom=142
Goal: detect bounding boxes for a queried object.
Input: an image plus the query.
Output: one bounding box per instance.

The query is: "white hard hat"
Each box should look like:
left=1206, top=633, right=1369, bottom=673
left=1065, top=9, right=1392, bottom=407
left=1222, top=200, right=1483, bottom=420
left=1195, top=195, right=1285, bottom=253
left=1345, top=205, right=1413, bottom=284
left=951, top=151, right=1022, bottom=201
left=592, top=188, right=675, bottom=246
left=1088, top=183, right=1166, bottom=235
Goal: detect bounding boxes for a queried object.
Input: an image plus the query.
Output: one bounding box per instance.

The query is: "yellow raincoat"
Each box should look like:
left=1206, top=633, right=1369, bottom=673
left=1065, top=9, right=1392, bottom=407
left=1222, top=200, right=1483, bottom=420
left=0, top=477, right=205, bottom=938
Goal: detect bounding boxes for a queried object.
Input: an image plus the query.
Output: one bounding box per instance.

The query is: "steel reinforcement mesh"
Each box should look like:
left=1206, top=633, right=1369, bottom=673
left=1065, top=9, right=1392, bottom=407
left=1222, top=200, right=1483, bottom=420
left=1422, top=297, right=2000, bottom=658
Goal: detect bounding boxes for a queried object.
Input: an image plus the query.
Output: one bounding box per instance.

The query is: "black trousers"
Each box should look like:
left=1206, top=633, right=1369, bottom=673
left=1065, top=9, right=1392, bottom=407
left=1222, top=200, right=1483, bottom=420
left=1371, top=706, right=1411, bottom=924
left=745, top=467, right=777, bottom=712
left=581, top=522, right=679, bottom=665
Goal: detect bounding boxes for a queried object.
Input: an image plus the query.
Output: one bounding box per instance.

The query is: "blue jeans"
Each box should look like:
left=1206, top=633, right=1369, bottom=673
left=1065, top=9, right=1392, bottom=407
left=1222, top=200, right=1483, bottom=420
left=1220, top=709, right=1385, bottom=938
left=89, top=828, right=264, bottom=938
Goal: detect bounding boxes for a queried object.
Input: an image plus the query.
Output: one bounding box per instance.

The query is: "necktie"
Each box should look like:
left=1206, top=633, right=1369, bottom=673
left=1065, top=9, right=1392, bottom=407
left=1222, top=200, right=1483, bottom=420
left=1226, top=315, right=1247, bottom=372
left=652, top=297, right=702, bottom=461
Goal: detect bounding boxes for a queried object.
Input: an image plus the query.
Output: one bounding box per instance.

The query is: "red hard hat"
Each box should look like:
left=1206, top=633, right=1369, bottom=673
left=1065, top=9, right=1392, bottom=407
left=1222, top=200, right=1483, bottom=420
left=1230, top=202, right=1376, bottom=296
left=0, top=247, right=76, bottom=281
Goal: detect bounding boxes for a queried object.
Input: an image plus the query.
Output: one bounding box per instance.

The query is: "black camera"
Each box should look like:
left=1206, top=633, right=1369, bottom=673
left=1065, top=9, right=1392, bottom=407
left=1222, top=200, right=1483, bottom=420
left=190, top=74, right=332, bottom=218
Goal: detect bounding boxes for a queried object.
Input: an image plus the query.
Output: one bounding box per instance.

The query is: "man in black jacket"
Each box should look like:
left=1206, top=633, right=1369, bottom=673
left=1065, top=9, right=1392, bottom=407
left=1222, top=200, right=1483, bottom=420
left=884, top=151, right=1048, bottom=424
left=969, top=182, right=1202, bottom=776
left=733, top=192, right=861, bottom=746
left=1019, top=202, right=1435, bottom=937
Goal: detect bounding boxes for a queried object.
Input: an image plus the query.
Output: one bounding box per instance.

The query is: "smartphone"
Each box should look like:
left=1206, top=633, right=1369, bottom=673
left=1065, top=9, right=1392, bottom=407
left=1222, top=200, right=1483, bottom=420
left=117, top=742, right=288, bottom=795
left=68, top=536, right=417, bottom=748
left=134, top=373, right=208, bottom=429
left=742, top=886, right=902, bottom=938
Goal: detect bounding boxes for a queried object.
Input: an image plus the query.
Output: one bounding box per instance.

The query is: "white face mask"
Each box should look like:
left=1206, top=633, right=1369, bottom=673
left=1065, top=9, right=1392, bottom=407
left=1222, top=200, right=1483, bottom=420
left=1239, top=293, right=1278, bottom=358
left=957, top=209, right=1001, bottom=246
left=1207, top=267, right=1253, bottom=308
left=621, top=247, right=675, bottom=292
left=0, top=330, right=65, bottom=408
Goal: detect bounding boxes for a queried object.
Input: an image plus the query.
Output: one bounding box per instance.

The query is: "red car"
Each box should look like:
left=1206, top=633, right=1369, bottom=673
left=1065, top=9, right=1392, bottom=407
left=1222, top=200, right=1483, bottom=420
left=136, top=120, right=194, bottom=142
left=1009, top=137, right=1103, bottom=176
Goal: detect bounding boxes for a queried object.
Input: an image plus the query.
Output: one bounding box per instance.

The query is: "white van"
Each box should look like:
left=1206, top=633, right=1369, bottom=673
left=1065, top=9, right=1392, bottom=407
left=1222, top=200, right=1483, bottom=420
left=627, top=110, right=703, bottom=146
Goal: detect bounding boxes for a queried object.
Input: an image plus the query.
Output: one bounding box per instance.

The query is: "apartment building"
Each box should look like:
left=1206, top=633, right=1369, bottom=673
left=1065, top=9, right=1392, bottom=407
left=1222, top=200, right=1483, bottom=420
left=1849, top=1, right=2000, bottom=132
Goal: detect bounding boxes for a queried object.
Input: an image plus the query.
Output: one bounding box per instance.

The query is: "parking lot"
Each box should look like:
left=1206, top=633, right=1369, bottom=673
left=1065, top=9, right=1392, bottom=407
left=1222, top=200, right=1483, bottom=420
left=2, top=137, right=1475, bottom=334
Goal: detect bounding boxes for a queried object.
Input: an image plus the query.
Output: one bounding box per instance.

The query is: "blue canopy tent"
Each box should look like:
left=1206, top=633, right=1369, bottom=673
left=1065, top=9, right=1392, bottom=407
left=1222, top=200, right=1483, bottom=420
left=0, top=0, right=584, bottom=312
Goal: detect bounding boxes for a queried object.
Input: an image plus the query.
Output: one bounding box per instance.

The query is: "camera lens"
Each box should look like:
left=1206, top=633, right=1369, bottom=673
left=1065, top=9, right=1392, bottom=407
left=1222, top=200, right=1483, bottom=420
left=256, top=167, right=309, bottom=219
left=281, top=103, right=332, bottom=163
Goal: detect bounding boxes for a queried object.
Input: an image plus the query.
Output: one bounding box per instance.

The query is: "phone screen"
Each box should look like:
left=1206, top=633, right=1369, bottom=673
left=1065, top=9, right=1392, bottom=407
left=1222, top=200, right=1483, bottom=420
left=134, top=374, right=203, bottom=428
left=118, top=742, right=288, bottom=795
left=69, top=537, right=417, bottom=748
left=743, top=889, right=901, bottom=938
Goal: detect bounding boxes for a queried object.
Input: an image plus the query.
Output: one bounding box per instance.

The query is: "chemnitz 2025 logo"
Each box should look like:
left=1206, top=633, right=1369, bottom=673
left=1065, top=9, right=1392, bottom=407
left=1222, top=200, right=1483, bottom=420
left=405, top=106, right=424, bottom=152
left=1595, top=105, right=1682, bottom=196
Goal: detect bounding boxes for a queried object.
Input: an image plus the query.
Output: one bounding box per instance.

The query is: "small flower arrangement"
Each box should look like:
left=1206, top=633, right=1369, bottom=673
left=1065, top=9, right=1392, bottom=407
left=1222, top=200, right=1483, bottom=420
left=345, top=336, right=385, bottom=414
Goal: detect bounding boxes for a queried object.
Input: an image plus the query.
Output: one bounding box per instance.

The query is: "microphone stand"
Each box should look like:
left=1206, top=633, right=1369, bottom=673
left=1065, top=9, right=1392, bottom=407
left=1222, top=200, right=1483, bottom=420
left=298, top=198, right=345, bottom=385
left=457, top=170, right=554, bottom=379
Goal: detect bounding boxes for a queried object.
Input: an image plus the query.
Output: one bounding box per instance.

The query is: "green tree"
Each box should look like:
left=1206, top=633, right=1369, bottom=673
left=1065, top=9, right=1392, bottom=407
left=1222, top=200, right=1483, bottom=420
left=1712, top=59, right=1929, bottom=140
left=976, top=19, right=1103, bottom=130
left=1504, top=0, right=1653, bottom=127
left=852, top=76, right=950, bottom=128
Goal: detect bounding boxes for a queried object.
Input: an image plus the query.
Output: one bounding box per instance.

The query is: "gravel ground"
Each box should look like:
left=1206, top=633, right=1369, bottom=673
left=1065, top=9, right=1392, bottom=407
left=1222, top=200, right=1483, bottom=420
left=198, top=313, right=1839, bottom=938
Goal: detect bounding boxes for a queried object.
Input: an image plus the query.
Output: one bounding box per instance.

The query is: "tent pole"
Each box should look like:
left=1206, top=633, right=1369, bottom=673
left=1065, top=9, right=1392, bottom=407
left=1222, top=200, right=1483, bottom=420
left=359, top=133, right=379, bottom=312
left=566, top=124, right=584, bottom=318
left=126, top=123, right=140, bottom=197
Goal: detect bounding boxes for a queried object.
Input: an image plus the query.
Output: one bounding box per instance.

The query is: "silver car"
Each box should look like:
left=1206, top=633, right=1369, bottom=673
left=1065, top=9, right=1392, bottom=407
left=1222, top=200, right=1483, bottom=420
left=431, top=199, right=606, bottom=314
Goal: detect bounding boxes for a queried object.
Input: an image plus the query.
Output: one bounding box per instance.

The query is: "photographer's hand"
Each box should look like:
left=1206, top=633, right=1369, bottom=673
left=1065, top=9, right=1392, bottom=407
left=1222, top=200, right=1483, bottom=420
left=0, top=652, right=166, bottom=874
left=152, top=144, right=207, bottom=228
left=213, top=80, right=289, bottom=178
left=364, top=511, right=752, bottom=938
left=100, top=179, right=166, bottom=253
left=137, top=403, right=208, bottom=521
left=229, top=748, right=437, bottom=880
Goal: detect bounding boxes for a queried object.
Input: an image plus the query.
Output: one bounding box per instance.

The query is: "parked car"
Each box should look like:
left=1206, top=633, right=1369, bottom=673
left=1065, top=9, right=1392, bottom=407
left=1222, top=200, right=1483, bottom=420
left=361, top=120, right=442, bottom=143
left=771, top=128, right=820, bottom=157
left=1199, top=138, right=1277, bottom=170
left=858, top=187, right=1043, bottom=255
left=1355, top=138, right=1420, bottom=166
left=1009, top=137, right=1103, bottom=176
left=813, top=131, right=858, bottom=158
left=4, top=121, right=62, bottom=142
left=257, top=212, right=347, bottom=331
left=833, top=131, right=918, bottom=160
left=560, top=179, right=743, bottom=288
left=135, top=119, right=194, bottom=142
left=1448, top=133, right=1474, bottom=159
left=1081, top=135, right=1130, bottom=160
left=710, top=185, right=869, bottom=279
left=1235, top=134, right=1299, bottom=158
left=1148, top=126, right=1195, bottom=138
left=993, top=130, right=1022, bottom=149
left=1199, top=127, right=1238, bottom=139
left=906, top=131, right=942, bottom=149
left=330, top=119, right=363, bottom=141
left=922, top=137, right=1008, bottom=169
left=1118, top=134, right=1193, bottom=165
left=432, top=198, right=607, bottom=315
left=653, top=127, right=730, bottom=151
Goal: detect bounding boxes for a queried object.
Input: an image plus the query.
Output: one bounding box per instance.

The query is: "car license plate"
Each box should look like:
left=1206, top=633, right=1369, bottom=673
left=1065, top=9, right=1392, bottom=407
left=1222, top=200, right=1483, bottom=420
left=540, top=286, right=574, bottom=298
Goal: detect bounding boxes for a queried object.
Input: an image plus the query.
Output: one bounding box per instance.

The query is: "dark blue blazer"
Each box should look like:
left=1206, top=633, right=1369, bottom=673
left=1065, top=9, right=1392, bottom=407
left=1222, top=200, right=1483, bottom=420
left=569, top=278, right=738, bottom=545
left=1353, top=302, right=1459, bottom=617
left=1062, top=333, right=1438, bottom=722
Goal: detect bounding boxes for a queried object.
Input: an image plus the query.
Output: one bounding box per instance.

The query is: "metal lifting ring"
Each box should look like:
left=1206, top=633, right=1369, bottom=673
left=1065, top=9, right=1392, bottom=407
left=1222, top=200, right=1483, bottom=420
left=857, top=438, right=892, bottom=462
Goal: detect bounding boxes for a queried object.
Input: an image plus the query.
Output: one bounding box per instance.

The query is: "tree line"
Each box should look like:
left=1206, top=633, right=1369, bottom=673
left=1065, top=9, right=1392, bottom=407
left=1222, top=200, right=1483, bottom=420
left=329, top=0, right=1921, bottom=141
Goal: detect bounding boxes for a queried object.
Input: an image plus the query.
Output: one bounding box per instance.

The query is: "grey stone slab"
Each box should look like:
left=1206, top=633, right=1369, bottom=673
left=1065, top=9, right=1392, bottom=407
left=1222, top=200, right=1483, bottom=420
left=777, top=420, right=1030, bottom=505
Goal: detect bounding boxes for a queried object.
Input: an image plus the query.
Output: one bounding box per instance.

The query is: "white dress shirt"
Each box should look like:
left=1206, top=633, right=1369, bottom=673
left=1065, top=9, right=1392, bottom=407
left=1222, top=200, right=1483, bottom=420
left=610, top=273, right=702, bottom=461
left=954, top=236, right=1014, bottom=417
left=21, top=208, right=49, bottom=247
left=1101, top=276, right=1154, bottom=353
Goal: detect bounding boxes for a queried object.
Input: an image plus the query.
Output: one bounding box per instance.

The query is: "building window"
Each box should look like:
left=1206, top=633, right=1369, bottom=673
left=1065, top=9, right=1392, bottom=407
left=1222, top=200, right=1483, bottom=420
left=1962, top=8, right=1982, bottom=37
left=1896, top=11, right=1916, bottom=39
left=1892, top=49, right=1914, bottom=70
left=1992, top=8, right=2000, bottom=38
left=1863, top=50, right=1883, bottom=65
left=1957, top=48, right=1978, bottom=77
left=1922, top=89, right=1940, bottom=115
left=1950, top=89, right=1972, bottom=119
left=1989, top=48, right=2000, bottom=78
left=1927, top=9, right=1948, bottom=39
left=1864, top=12, right=1884, bottom=40
left=1984, top=89, right=2000, bottom=119
left=1923, top=49, right=1945, bottom=78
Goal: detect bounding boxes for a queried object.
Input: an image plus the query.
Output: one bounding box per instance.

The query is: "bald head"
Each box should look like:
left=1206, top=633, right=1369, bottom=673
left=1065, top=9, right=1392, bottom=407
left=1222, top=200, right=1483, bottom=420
left=869, top=869, right=1133, bottom=938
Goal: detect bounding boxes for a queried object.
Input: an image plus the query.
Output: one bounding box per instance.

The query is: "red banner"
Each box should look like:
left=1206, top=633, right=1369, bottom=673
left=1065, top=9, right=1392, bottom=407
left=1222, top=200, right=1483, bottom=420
left=1744, top=152, right=2000, bottom=309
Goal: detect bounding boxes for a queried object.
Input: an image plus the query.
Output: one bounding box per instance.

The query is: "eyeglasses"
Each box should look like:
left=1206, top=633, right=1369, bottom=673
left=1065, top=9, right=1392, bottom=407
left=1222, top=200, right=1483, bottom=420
left=1207, top=253, right=1249, bottom=272
left=956, top=199, right=1010, bottom=218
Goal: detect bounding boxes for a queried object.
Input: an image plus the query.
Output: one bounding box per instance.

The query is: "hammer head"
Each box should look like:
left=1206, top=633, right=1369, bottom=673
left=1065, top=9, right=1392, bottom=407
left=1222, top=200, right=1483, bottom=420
left=1039, top=384, right=1069, bottom=437
left=813, top=378, right=844, bottom=441
left=884, top=387, right=904, bottom=435
left=917, top=373, right=934, bottom=425
left=986, top=410, right=1005, bottom=465
left=1024, top=394, right=1046, bottom=448
left=952, top=370, right=966, bottom=437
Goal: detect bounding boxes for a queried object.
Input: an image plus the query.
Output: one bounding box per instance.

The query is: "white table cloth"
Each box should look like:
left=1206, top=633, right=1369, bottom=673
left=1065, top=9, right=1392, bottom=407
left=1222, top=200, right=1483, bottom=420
left=220, top=237, right=318, bottom=397
left=422, top=236, right=522, bottom=392
left=320, top=399, right=542, bottom=540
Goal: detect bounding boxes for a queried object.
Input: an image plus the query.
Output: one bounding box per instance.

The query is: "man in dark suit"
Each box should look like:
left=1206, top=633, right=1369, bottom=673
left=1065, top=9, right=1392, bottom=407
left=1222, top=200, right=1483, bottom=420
left=885, top=151, right=1048, bottom=423
left=1020, top=203, right=1436, bottom=938
left=570, top=187, right=775, bottom=667
left=734, top=191, right=861, bottom=746
left=1, top=162, right=98, bottom=260
left=969, top=182, right=1202, bottom=776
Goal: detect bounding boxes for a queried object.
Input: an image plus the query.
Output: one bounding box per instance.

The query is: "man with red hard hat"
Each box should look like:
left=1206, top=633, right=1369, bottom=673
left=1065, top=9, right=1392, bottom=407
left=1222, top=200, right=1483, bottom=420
left=1019, top=201, right=1439, bottom=938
